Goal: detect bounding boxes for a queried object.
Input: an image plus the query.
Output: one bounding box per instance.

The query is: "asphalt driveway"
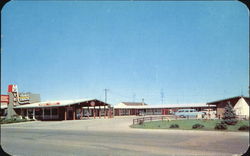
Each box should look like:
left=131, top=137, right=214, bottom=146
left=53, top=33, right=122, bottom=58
left=1, top=116, right=249, bottom=156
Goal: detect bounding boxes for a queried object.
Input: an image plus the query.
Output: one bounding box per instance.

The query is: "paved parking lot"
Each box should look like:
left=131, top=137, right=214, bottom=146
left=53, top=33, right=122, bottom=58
left=1, top=116, right=249, bottom=156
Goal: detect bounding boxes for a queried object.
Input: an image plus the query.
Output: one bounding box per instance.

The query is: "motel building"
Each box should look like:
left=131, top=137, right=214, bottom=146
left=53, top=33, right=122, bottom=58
left=0, top=85, right=113, bottom=120
left=114, top=102, right=216, bottom=116
left=207, top=96, right=249, bottom=119
left=13, top=99, right=113, bottom=120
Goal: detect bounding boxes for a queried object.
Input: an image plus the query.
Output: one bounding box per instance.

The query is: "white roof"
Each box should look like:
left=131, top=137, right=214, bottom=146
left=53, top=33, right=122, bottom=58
left=14, top=98, right=97, bottom=109
left=114, top=103, right=216, bottom=109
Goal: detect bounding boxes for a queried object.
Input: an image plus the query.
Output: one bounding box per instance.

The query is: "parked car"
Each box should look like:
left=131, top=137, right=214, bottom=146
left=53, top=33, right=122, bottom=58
left=138, top=112, right=145, bottom=116
left=174, top=109, right=205, bottom=118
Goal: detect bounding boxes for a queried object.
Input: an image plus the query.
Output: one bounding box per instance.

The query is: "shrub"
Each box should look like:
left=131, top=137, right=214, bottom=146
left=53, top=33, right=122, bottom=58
left=192, top=123, right=204, bottom=129
left=222, top=102, right=238, bottom=125
left=215, top=123, right=227, bottom=130
left=169, top=124, right=179, bottom=128
left=138, top=119, right=144, bottom=125
left=0, top=118, right=29, bottom=124
left=238, top=125, right=249, bottom=131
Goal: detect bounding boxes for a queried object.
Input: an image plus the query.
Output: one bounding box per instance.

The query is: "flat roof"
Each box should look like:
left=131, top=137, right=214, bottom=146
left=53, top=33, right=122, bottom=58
left=114, top=103, right=216, bottom=109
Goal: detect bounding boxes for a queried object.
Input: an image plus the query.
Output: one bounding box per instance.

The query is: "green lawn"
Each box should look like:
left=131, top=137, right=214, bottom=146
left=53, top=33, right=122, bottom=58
left=131, top=119, right=249, bottom=131
left=0, top=118, right=34, bottom=124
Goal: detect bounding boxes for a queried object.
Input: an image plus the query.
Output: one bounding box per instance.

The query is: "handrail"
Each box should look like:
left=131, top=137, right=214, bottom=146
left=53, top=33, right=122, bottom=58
left=132, top=115, right=174, bottom=125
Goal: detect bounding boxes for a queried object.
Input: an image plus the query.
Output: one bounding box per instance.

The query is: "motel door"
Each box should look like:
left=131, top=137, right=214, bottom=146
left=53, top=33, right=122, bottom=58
left=67, top=107, right=73, bottom=120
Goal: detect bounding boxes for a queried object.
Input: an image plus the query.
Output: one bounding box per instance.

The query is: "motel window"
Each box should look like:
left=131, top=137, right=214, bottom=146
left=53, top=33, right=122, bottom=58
left=52, top=108, right=58, bottom=115
left=44, top=109, right=50, bottom=115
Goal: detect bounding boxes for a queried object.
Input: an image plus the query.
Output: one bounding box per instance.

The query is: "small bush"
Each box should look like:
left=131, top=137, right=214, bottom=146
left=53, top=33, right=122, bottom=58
left=170, top=124, right=179, bottom=128
left=192, top=123, right=205, bottom=129
left=215, top=123, right=227, bottom=130
left=0, top=118, right=29, bottom=124
left=238, top=125, right=249, bottom=131
left=138, top=120, right=144, bottom=125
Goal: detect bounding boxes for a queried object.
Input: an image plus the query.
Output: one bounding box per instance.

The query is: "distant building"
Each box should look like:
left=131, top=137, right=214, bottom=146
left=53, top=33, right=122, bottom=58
left=207, top=96, right=249, bottom=119
left=114, top=102, right=215, bottom=116
left=117, top=102, right=148, bottom=107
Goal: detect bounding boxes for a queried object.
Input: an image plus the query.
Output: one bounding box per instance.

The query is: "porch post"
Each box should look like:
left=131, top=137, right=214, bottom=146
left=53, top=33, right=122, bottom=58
left=73, top=106, right=75, bottom=120
left=81, top=107, right=83, bottom=119
left=21, top=108, right=23, bottom=119
left=98, top=106, right=100, bottom=118
left=104, top=105, right=106, bottom=118
left=87, top=106, right=90, bottom=119
left=94, top=106, right=96, bottom=119
left=33, top=108, right=35, bottom=120
left=42, top=108, right=44, bottom=120
left=26, top=109, right=29, bottom=118
left=64, top=107, right=67, bottom=120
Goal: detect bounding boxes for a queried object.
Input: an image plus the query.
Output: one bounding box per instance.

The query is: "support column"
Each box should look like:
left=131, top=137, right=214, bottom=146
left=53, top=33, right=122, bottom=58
left=81, top=107, right=83, bottom=119
left=21, top=108, right=23, bottom=119
left=87, top=106, right=90, bottom=119
left=104, top=106, right=106, bottom=118
left=26, top=109, right=29, bottom=118
left=33, top=108, right=35, bottom=120
left=94, top=106, right=96, bottom=119
left=73, top=106, right=76, bottom=120
left=64, top=107, right=67, bottom=120
left=42, top=108, right=45, bottom=120
left=99, top=106, right=101, bottom=118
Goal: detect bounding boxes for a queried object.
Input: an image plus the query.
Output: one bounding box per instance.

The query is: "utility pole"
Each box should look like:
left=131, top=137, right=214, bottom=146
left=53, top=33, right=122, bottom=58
left=133, top=93, right=136, bottom=102
left=161, top=89, right=164, bottom=104
left=104, top=88, right=109, bottom=103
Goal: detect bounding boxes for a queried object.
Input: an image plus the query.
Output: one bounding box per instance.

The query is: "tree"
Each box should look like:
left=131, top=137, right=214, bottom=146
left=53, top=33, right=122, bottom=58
left=222, top=101, right=238, bottom=125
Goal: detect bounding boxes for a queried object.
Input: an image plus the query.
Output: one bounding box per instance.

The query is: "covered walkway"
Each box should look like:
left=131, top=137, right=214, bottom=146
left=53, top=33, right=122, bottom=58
left=14, top=99, right=113, bottom=120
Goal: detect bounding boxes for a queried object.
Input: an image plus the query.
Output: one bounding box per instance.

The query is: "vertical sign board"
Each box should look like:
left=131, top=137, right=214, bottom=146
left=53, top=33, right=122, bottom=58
left=1, top=95, right=9, bottom=103
left=8, top=84, right=18, bottom=93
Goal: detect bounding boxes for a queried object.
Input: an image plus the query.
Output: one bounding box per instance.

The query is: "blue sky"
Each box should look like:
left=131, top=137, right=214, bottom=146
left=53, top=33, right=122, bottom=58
left=1, top=1, right=249, bottom=105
